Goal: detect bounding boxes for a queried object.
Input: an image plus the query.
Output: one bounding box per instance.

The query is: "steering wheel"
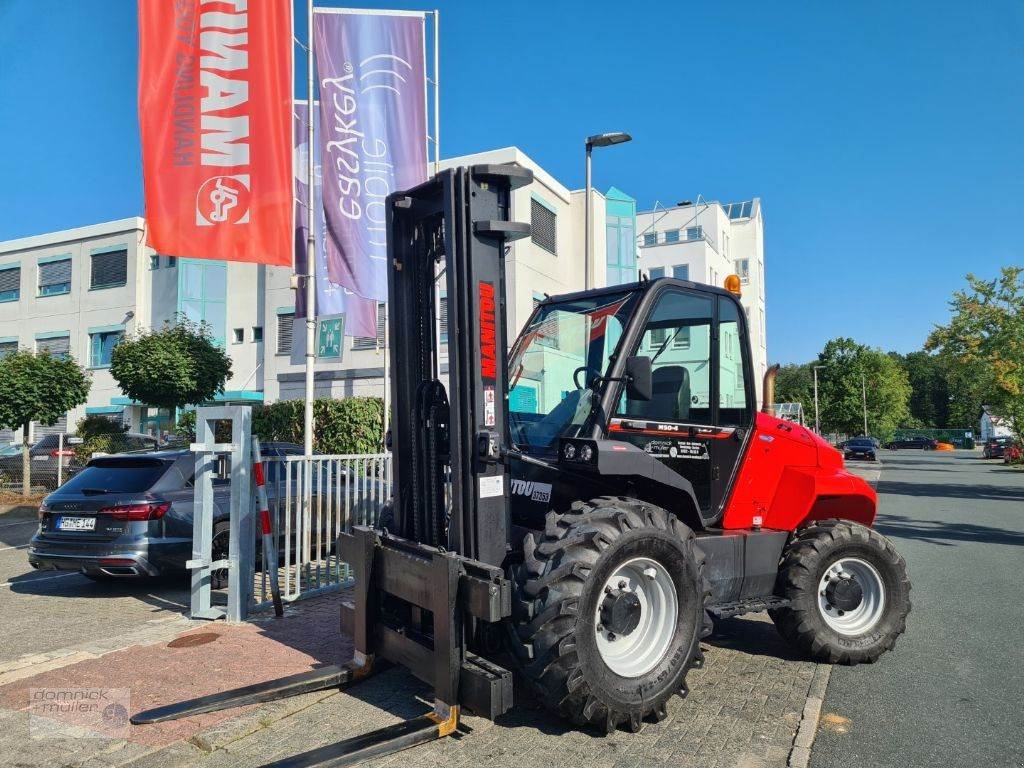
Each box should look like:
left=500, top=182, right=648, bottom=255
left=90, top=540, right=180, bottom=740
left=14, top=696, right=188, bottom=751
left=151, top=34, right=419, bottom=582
left=573, top=365, right=601, bottom=390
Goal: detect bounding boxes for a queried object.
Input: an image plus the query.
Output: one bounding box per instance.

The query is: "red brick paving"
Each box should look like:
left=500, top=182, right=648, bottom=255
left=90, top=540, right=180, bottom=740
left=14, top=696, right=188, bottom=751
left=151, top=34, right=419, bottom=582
left=0, top=591, right=352, bottom=748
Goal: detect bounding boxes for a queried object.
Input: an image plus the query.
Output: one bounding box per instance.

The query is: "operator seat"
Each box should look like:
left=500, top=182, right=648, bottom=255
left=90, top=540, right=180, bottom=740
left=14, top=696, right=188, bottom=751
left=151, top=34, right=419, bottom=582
left=630, top=365, right=691, bottom=422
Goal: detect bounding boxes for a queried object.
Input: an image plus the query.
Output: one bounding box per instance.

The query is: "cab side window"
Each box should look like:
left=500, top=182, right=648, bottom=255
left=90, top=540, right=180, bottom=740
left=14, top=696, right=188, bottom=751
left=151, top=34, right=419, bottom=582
left=618, top=290, right=713, bottom=424
left=718, top=298, right=751, bottom=426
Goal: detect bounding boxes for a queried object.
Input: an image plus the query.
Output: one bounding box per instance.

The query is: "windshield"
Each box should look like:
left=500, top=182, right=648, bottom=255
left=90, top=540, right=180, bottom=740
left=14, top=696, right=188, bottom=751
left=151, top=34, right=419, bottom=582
left=848, top=439, right=874, bottom=447
left=508, top=291, right=638, bottom=452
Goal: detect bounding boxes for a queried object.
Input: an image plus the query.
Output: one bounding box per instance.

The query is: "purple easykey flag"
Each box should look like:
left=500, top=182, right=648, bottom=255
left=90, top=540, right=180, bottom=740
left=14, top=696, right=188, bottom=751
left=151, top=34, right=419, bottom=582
left=313, top=9, right=428, bottom=303
left=294, top=102, right=378, bottom=339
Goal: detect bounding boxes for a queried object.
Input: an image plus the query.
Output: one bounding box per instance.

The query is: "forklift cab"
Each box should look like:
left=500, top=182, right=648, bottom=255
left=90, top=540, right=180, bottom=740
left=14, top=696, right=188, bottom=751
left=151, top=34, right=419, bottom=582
left=507, top=278, right=756, bottom=531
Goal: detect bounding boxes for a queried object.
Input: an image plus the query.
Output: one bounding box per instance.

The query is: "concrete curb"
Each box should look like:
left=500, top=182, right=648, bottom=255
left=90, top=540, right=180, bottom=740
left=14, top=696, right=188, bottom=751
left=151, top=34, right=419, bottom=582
left=787, top=662, right=832, bottom=768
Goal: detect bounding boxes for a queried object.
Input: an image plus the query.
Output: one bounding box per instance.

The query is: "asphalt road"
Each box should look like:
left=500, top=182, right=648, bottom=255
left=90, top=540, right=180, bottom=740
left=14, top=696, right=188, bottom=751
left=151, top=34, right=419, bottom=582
left=0, top=505, right=190, bottom=662
left=812, top=451, right=1024, bottom=768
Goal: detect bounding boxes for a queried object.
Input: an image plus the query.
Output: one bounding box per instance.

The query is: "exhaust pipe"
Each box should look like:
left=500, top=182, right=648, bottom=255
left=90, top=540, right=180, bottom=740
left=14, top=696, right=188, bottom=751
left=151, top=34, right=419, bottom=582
left=761, top=363, right=780, bottom=414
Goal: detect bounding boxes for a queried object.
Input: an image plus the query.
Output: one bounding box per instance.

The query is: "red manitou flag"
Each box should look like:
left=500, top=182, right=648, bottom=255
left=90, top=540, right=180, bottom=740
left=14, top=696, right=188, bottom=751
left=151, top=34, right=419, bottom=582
left=138, top=0, right=293, bottom=266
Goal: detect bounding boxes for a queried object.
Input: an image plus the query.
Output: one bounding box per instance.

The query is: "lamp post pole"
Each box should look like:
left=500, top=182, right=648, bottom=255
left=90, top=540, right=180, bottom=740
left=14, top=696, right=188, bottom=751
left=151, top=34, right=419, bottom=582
left=813, top=364, right=825, bottom=434
left=583, top=133, right=632, bottom=292
left=584, top=143, right=592, bottom=290
left=862, top=373, right=869, bottom=436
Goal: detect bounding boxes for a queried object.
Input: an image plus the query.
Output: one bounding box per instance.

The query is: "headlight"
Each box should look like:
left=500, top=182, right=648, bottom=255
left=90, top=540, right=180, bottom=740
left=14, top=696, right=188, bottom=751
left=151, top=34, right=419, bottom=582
left=563, top=443, right=576, bottom=460
left=580, top=445, right=594, bottom=462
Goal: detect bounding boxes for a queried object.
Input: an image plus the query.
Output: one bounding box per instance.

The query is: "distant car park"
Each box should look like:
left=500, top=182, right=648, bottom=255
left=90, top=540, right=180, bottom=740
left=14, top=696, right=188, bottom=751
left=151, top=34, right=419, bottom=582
left=885, top=436, right=938, bottom=450
left=0, top=432, right=159, bottom=490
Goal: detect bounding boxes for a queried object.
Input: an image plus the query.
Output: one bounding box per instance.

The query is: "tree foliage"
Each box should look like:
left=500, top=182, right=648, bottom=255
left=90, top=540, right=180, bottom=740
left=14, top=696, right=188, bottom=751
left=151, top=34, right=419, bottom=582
left=73, top=413, right=128, bottom=464
left=774, top=363, right=816, bottom=424
left=816, top=338, right=910, bottom=438
left=110, top=319, right=232, bottom=411
left=890, top=351, right=951, bottom=428
left=927, top=267, right=1024, bottom=439
left=0, top=350, right=91, bottom=494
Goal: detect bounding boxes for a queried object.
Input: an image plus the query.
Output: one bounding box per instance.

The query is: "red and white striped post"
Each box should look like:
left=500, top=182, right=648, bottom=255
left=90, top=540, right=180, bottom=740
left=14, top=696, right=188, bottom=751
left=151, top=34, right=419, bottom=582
left=253, top=437, right=284, bottom=617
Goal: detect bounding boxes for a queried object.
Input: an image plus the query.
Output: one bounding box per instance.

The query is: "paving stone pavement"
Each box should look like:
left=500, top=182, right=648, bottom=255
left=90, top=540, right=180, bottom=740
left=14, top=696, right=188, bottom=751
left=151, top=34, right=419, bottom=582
left=128, top=612, right=819, bottom=768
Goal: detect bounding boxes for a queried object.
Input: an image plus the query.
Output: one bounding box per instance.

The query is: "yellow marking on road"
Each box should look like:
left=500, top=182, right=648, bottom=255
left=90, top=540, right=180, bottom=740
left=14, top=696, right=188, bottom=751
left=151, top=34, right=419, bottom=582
left=821, top=712, right=852, bottom=734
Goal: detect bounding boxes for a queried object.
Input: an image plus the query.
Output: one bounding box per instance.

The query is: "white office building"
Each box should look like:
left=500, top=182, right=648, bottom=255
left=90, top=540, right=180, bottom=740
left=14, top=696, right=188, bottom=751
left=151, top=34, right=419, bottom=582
left=0, top=149, right=769, bottom=439
left=636, top=199, right=768, bottom=397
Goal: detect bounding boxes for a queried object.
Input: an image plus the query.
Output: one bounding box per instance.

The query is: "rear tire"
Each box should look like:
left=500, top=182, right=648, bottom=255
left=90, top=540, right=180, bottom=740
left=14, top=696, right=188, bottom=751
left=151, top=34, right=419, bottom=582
left=770, top=519, right=911, bottom=664
left=511, top=497, right=710, bottom=733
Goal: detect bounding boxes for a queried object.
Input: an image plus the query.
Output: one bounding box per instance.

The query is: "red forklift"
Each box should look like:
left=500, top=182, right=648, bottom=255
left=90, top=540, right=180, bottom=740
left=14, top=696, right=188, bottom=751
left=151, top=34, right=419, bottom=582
left=134, top=164, right=910, bottom=766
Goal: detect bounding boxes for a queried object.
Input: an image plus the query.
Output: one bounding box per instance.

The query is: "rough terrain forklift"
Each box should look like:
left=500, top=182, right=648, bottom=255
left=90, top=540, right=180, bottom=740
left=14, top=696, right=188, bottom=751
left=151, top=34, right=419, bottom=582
left=133, top=164, right=911, bottom=766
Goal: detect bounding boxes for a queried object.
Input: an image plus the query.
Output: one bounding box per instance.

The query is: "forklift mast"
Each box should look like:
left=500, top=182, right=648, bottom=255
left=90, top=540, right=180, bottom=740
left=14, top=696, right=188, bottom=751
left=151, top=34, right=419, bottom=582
left=387, top=164, right=532, bottom=566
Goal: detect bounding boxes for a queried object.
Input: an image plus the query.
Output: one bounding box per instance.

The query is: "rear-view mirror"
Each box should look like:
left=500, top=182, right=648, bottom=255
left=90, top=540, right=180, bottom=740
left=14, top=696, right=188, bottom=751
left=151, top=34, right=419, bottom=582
left=625, top=356, right=652, bottom=401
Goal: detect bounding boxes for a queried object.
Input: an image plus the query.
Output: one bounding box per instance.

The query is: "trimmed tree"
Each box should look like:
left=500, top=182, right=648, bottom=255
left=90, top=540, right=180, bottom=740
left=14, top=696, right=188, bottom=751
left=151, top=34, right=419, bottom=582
left=110, top=319, right=232, bottom=415
left=0, top=350, right=91, bottom=495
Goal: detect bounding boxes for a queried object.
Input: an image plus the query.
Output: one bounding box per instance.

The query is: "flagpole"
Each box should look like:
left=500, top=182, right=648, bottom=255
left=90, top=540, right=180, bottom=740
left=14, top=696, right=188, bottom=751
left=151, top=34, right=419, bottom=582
left=303, top=0, right=316, bottom=460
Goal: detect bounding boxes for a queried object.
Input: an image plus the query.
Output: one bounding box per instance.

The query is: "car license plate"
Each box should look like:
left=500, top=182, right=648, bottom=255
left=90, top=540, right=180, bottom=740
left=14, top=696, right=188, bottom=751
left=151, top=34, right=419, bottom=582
left=56, top=516, right=96, bottom=532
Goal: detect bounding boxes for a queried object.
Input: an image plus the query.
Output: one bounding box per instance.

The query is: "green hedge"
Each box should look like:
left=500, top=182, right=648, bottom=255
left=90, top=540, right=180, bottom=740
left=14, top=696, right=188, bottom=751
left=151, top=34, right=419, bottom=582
left=253, top=397, right=384, bottom=455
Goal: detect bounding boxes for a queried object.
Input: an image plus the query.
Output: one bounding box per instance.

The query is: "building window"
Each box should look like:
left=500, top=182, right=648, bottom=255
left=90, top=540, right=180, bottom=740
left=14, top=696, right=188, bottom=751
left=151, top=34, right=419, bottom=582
left=38, top=258, right=72, bottom=297
left=530, top=198, right=557, bottom=255
left=685, top=226, right=702, bottom=241
left=0, top=340, right=17, bottom=357
left=648, top=266, right=665, bottom=280
left=166, top=256, right=176, bottom=268
left=90, top=249, right=128, bottom=289
left=252, top=326, right=263, bottom=342
left=736, top=258, right=750, bottom=284
left=149, top=255, right=159, bottom=270
left=232, top=328, right=244, bottom=344
left=89, top=330, right=123, bottom=368
left=531, top=293, right=558, bottom=348
left=672, top=265, right=690, bottom=281
left=37, top=334, right=70, bottom=359
left=664, top=229, right=680, bottom=244
left=0, top=266, right=20, bottom=302
left=606, top=214, right=636, bottom=287
left=179, top=259, right=227, bottom=347
left=353, top=303, right=386, bottom=350
left=277, top=312, right=294, bottom=355
left=643, top=232, right=657, bottom=247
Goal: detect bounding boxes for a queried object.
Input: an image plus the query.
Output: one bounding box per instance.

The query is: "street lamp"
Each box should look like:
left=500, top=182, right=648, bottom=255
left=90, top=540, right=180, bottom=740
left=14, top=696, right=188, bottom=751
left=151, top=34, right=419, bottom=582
left=584, top=132, right=632, bottom=290
left=812, top=365, right=826, bottom=434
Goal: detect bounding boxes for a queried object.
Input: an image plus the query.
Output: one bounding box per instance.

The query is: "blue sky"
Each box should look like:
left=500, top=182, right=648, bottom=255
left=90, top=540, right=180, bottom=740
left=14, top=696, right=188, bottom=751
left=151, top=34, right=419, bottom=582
left=0, top=1, right=1020, bottom=363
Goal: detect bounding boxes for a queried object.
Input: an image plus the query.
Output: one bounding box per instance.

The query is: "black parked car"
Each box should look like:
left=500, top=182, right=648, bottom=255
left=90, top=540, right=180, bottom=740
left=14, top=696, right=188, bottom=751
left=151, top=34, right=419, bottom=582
left=843, top=437, right=878, bottom=462
left=0, top=432, right=160, bottom=490
left=28, top=444, right=379, bottom=581
left=885, top=436, right=938, bottom=450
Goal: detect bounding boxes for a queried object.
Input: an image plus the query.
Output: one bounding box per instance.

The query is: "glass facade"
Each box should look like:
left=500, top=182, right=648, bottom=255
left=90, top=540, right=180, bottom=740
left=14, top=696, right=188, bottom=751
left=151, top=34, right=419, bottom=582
left=605, top=187, right=637, bottom=286
left=178, top=259, right=227, bottom=346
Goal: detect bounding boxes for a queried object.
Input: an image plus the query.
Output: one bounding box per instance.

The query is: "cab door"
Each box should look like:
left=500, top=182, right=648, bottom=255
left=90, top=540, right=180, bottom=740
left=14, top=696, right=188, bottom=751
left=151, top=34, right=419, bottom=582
left=710, top=296, right=756, bottom=513
left=608, top=287, right=716, bottom=513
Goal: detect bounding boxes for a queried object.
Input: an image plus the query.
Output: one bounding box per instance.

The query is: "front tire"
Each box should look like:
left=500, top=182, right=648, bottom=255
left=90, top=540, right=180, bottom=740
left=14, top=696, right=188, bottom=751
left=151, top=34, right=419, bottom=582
left=512, top=497, right=710, bottom=733
left=770, top=519, right=911, bottom=664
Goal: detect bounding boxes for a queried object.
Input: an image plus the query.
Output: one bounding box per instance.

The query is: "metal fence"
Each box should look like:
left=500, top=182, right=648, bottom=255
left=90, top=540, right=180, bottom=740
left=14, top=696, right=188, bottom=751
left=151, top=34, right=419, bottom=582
left=251, top=453, right=392, bottom=612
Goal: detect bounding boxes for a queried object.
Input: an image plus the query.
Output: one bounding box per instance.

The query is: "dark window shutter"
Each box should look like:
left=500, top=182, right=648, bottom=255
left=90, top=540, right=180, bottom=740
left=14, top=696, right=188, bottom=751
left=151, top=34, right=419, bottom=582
left=38, top=335, right=70, bottom=359
left=439, top=296, right=448, bottom=339
left=91, top=250, right=128, bottom=288
left=0, top=267, right=20, bottom=294
left=277, top=313, right=294, bottom=355
left=39, top=259, right=72, bottom=288
left=530, top=200, right=557, bottom=255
